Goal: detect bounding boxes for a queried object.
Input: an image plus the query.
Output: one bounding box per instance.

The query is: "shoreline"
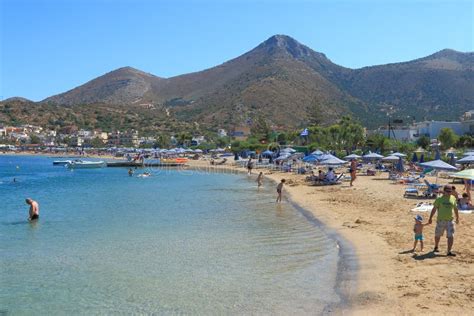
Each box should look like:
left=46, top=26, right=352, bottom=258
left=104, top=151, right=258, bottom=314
left=183, top=161, right=358, bottom=313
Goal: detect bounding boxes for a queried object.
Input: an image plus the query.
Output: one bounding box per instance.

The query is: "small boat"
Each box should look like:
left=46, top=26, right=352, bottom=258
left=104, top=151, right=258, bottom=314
left=66, top=160, right=106, bottom=169
left=53, top=160, right=72, bottom=165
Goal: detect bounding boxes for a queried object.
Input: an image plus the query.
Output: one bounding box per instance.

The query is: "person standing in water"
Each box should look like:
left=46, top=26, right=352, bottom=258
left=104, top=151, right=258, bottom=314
left=128, top=168, right=134, bottom=177
left=26, top=198, right=39, bottom=221
left=247, top=157, right=253, bottom=175
left=256, top=172, right=263, bottom=188
left=276, top=179, right=285, bottom=203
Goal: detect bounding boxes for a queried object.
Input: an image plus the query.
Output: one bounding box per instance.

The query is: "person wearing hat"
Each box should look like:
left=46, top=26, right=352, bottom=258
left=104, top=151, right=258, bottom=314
left=428, top=185, right=460, bottom=256
left=412, top=214, right=428, bottom=252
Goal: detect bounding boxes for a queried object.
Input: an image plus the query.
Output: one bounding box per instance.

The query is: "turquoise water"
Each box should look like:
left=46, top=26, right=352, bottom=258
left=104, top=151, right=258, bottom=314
left=0, top=156, right=340, bottom=314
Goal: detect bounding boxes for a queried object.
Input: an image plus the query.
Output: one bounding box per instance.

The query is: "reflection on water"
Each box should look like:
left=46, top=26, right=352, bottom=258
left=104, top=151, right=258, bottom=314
left=0, top=155, right=340, bottom=314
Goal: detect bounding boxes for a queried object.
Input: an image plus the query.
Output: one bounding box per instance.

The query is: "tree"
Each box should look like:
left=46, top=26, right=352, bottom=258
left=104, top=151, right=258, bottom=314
left=438, top=128, right=459, bottom=150
left=91, top=137, right=105, bottom=148
left=29, top=134, right=41, bottom=144
left=251, top=115, right=270, bottom=138
left=307, top=98, right=325, bottom=126
left=416, top=135, right=430, bottom=149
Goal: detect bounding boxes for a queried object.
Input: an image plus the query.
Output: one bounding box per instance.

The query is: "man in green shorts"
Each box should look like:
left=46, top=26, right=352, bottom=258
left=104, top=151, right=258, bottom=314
left=428, top=185, right=460, bottom=256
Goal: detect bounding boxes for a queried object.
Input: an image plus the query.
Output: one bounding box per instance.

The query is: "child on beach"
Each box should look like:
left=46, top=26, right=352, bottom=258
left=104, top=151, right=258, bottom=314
left=412, top=215, right=429, bottom=252
left=276, top=179, right=285, bottom=203
left=257, top=172, right=263, bottom=188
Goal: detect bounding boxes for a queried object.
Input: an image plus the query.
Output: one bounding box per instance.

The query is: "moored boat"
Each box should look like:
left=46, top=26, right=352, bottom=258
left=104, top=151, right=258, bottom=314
left=53, top=160, right=72, bottom=165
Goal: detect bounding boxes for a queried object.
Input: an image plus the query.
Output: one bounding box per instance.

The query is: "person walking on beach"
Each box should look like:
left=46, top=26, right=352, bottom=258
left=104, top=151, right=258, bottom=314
left=276, top=179, right=285, bottom=203
left=257, top=172, right=263, bottom=188
left=428, top=185, right=460, bottom=256
left=350, top=159, right=357, bottom=186
left=26, top=198, right=39, bottom=221
left=412, top=215, right=429, bottom=252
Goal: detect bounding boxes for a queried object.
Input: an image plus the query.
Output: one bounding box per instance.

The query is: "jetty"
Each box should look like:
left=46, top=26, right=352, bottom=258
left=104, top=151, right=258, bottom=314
left=106, top=161, right=186, bottom=168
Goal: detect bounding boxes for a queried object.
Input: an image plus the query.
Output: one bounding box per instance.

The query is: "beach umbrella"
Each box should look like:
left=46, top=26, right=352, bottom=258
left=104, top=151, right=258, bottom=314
left=275, top=154, right=291, bottom=161
left=311, top=149, right=324, bottom=156
left=412, top=152, right=418, bottom=163
left=419, top=153, right=425, bottom=163
left=414, top=147, right=426, bottom=153
left=261, top=150, right=274, bottom=157
left=363, top=152, right=384, bottom=159
left=317, top=153, right=338, bottom=161
left=420, top=160, right=457, bottom=183
left=462, top=151, right=474, bottom=156
left=302, top=155, right=318, bottom=163
left=280, top=148, right=296, bottom=155
left=344, top=154, right=361, bottom=160
left=450, top=169, right=474, bottom=180
left=396, top=157, right=405, bottom=173
left=419, top=160, right=457, bottom=171
left=319, top=156, right=348, bottom=166
left=382, top=155, right=400, bottom=162
left=194, top=149, right=203, bottom=153
left=457, top=155, right=474, bottom=164
left=392, top=152, right=407, bottom=157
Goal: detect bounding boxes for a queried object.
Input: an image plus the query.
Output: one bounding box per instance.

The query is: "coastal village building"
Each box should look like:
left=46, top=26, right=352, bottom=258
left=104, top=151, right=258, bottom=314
left=217, top=129, right=227, bottom=137
left=232, top=126, right=251, bottom=141
left=107, top=130, right=139, bottom=147
left=376, top=119, right=474, bottom=141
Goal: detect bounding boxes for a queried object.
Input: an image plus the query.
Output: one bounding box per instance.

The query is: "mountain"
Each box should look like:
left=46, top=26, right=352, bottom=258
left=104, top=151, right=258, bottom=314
left=29, top=35, right=474, bottom=129
left=343, top=49, right=474, bottom=121
left=44, top=67, right=162, bottom=105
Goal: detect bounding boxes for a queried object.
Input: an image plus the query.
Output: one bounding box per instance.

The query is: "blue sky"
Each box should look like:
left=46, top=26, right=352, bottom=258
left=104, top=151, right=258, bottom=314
left=1, top=0, right=472, bottom=101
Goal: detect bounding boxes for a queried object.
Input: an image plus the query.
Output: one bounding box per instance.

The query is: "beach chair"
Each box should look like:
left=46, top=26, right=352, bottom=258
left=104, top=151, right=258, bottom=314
left=404, top=186, right=419, bottom=197
left=422, top=179, right=441, bottom=198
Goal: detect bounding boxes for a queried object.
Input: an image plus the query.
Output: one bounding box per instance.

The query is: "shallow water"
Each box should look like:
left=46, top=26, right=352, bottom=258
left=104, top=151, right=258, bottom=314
left=0, top=155, right=340, bottom=314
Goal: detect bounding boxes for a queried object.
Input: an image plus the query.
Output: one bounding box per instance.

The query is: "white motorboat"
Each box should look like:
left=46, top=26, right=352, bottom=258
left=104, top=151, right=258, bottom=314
left=53, top=160, right=72, bottom=165
left=66, top=160, right=106, bottom=169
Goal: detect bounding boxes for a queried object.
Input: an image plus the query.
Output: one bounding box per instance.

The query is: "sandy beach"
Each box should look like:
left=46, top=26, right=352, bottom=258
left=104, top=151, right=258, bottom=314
left=187, top=160, right=473, bottom=315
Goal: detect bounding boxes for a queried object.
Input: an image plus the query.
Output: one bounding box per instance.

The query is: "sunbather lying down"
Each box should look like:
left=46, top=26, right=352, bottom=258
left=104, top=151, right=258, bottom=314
left=310, top=173, right=344, bottom=186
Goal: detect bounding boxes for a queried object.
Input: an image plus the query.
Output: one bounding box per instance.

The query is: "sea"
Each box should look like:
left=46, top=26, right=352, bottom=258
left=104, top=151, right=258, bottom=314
left=0, top=155, right=341, bottom=315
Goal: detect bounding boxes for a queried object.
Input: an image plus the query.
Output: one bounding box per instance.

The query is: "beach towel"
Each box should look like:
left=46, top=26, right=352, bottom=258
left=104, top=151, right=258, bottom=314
left=459, top=210, right=472, bottom=214
left=411, top=202, right=433, bottom=212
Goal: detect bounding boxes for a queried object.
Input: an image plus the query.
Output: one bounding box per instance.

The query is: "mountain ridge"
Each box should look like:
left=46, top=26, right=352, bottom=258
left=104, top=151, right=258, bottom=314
left=7, top=34, right=473, bottom=129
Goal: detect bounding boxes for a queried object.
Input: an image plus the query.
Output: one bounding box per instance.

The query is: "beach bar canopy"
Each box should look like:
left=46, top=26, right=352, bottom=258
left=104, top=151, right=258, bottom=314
left=419, top=160, right=458, bottom=171
left=344, top=154, right=361, bottom=160
left=450, top=169, right=474, bottom=180
left=363, top=153, right=384, bottom=159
